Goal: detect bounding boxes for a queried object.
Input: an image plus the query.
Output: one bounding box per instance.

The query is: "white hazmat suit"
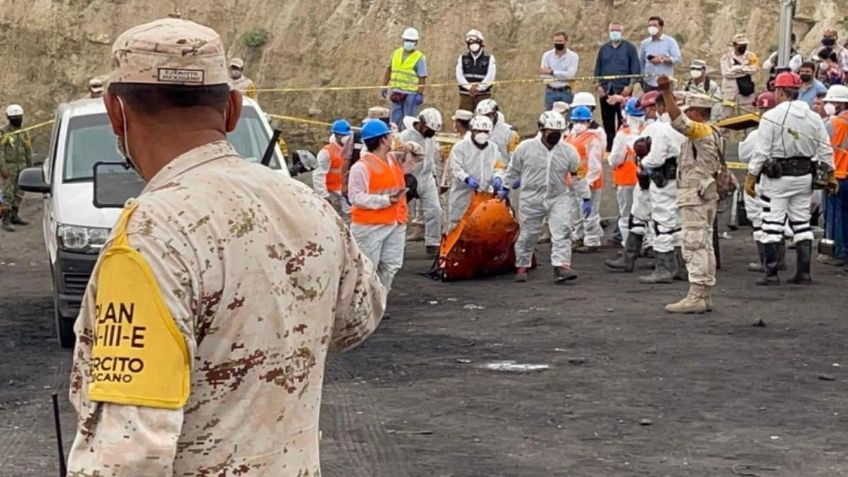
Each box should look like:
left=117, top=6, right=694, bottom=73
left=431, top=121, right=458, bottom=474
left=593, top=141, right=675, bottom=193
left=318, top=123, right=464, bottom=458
left=447, top=137, right=505, bottom=231
left=640, top=118, right=686, bottom=254
left=608, top=121, right=647, bottom=244
left=566, top=127, right=605, bottom=248
left=400, top=124, right=443, bottom=248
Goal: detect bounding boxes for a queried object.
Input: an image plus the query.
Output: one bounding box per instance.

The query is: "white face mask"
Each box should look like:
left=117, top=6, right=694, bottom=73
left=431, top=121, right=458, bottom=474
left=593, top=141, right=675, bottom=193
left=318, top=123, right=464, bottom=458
left=572, top=123, right=589, bottom=135
left=473, top=132, right=490, bottom=144
left=690, top=69, right=704, bottom=79
left=825, top=103, right=837, bottom=116
left=626, top=116, right=644, bottom=129
left=469, top=43, right=482, bottom=53
left=403, top=41, right=417, bottom=51
left=648, top=26, right=660, bottom=37
left=609, top=31, right=622, bottom=42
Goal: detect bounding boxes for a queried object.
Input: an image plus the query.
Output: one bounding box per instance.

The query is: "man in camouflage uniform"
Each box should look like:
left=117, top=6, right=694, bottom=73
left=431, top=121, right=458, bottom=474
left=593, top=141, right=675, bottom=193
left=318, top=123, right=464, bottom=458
left=657, top=76, right=724, bottom=314
left=0, top=104, right=33, bottom=231
left=67, top=18, right=386, bottom=476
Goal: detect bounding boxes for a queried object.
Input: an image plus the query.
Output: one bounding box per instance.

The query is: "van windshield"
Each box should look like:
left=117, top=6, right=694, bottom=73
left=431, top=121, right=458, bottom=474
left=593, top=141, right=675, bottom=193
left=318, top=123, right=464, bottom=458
left=63, top=106, right=281, bottom=182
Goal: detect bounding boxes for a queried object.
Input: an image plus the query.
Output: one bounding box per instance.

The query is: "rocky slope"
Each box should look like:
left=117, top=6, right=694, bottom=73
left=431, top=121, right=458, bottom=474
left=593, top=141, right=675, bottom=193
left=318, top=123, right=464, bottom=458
left=1, top=0, right=846, bottom=149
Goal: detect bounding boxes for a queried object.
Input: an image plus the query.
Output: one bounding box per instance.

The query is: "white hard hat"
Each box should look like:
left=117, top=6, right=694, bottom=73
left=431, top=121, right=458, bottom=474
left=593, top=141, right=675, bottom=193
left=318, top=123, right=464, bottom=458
left=469, top=115, right=493, bottom=132
left=572, top=92, right=597, bottom=108
left=402, top=27, right=420, bottom=41
left=418, top=107, right=443, bottom=132
left=824, top=84, right=848, bottom=103
left=466, top=29, right=484, bottom=42
left=539, top=111, right=567, bottom=130
left=551, top=101, right=570, bottom=115
left=5, top=104, right=23, bottom=117
left=475, top=98, right=499, bottom=116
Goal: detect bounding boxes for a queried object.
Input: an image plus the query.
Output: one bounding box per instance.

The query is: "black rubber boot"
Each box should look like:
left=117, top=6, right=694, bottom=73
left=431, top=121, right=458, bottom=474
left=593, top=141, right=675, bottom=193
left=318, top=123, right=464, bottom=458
left=1, top=212, right=15, bottom=232
left=673, top=246, right=688, bottom=281
left=789, top=240, right=812, bottom=285
left=748, top=242, right=765, bottom=272
left=777, top=240, right=787, bottom=271
left=604, top=233, right=643, bottom=273
left=756, top=242, right=781, bottom=286
left=638, top=251, right=676, bottom=284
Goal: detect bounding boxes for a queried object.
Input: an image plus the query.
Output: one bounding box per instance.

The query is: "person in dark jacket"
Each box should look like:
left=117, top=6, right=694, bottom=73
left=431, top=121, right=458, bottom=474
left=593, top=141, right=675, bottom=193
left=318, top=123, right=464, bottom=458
left=594, top=22, right=641, bottom=151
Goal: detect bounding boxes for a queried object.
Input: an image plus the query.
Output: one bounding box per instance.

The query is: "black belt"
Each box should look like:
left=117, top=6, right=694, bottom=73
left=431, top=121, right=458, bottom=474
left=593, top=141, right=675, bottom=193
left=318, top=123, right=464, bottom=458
left=776, top=156, right=813, bottom=177
left=546, top=85, right=572, bottom=92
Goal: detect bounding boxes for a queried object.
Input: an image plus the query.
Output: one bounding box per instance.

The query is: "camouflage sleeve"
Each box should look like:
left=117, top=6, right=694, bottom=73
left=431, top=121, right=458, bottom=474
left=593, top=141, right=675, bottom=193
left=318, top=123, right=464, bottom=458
left=67, top=228, right=197, bottom=477
left=24, top=132, right=32, bottom=167
left=671, top=113, right=713, bottom=140
left=330, top=221, right=387, bottom=352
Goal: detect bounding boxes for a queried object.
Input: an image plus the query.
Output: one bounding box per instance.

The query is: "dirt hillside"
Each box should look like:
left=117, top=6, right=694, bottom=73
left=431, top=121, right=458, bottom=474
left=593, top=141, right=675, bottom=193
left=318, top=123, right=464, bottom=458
left=1, top=0, right=845, bottom=149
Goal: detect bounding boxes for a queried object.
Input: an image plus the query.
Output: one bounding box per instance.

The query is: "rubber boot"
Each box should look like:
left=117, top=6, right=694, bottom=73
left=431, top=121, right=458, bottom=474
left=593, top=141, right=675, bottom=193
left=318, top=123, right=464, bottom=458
left=604, top=233, right=643, bottom=273
left=788, top=240, right=812, bottom=285
left=776, top=240, right=787, bottom=271
left=10, top=208, right=28, bottom=226
left=747, top=242, right=765, bottom=272
left=665, top=284, right=707, bottom=314
left=673, top=246, right=688, bottom=281
left=638, top=251, right=675, bottom=284
left=1, top=213, right=15, bottom=232
left=756, top=242, right=781, bottom=286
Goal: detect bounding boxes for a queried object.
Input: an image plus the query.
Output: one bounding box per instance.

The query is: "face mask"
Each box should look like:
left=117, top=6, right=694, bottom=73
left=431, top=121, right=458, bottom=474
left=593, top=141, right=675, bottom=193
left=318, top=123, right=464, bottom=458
left=554, top=43, right=566, bottom=51
left=609, top=31, right=622, bottom=42
left=648, top=26, right=659, bottom=37
left=800, top=73, right=813, bottom=83
left=571, top=123, right=589, bottom=135
left=8, top=117, right=23, bottom=128
left=823, top=37, right=837, bottom=47
left=544, top=131, right=562, bottom=147
left=690, top=69, right=704, bottom=79
left=422, top=128, right=436, bottom=139
left=114, top=97, right=138, bottom=172
left=229, top=69, right=242, bottom=80
left=736, top=45, right=748, bottom=55
left=403, top=41, right=417, bottom=51
left=469, top=42, right=482, bottom=53
left=825, top=103, right=837, bottom=116
left=626, top=116, right=644, bottom=129
left=473, top=132, right=489, bottom=144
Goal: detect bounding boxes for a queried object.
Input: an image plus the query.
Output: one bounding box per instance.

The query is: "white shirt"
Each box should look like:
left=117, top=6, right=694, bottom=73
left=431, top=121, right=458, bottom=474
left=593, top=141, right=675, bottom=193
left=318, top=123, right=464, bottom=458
left=640, top=119, right=686, bottom=169
left=540, top=48, right=579, bottom=88
left=455, top=52, right=497, bottom=92
left=748, top=100, right=834, bottom=175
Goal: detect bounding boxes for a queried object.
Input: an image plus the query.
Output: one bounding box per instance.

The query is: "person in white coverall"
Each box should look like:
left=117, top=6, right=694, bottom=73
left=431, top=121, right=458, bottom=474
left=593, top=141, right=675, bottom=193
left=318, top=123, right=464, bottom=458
left=313, top=119, right=352, bottom=222
left=400, top=108, right=444, bottom=255
left=476, top=98, right=518, bottom=164
left=349, top=119, right=409, bottom=290
left=565, top=106, right=605, bottom=253
left=605, top=91, right=662, bottom=273
left=745, top=71, right=836, bottom=286
left=638, top=93, right=686, bottom=284
left=506, top=111, right=591, bottom=283
left=608, top=98, right=648, bottom=245
left=447, top=115, right=507, bottom=231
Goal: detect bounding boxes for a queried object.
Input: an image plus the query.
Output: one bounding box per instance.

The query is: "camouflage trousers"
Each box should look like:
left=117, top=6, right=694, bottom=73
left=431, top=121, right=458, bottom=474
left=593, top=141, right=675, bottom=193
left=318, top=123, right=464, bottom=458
left=680, top=201, right=718, bottom=287
left=1, top=172, right=23, bottom=215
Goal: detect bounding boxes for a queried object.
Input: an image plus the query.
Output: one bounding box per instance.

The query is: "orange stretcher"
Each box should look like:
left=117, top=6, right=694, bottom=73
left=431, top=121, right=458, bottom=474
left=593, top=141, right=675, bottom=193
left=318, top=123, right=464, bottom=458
left=433, top=191, right=519, bottom=281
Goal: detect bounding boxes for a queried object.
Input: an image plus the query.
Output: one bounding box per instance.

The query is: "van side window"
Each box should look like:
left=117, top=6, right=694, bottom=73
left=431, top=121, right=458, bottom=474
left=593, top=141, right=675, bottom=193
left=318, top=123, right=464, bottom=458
left=44, top=114, right=62, bottom=185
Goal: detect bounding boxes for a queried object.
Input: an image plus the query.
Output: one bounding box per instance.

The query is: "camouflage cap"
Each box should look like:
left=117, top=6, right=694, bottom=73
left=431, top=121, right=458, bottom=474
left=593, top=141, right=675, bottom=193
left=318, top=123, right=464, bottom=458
left=110, top=18, right=229, bottom=86
left=229, top=57, right=245, bottom=69
left=682, top=93, right=714, bottom=110
left=367, top=106, right=391, bottom=119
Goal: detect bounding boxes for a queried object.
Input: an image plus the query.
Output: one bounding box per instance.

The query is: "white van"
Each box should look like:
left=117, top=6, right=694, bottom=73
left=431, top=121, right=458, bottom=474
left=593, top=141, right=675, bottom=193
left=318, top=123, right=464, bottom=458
left=18, top=97, right=288, bottom=347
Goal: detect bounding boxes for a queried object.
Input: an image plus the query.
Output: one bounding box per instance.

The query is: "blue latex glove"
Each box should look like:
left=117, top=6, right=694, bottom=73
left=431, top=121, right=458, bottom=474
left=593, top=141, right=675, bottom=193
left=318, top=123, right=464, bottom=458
left=414, top=92, right=424, bottom=105
left=465, top=176, right=480, bottom=189
left=582, top=198, right=592, bottom=218
left=380, top=88, right=388, bottom=99
left=512, top=179, right=521, bottom=190
left=496, top=188, right=510, bottom=199
left=492, top=177, right=504, bottom=191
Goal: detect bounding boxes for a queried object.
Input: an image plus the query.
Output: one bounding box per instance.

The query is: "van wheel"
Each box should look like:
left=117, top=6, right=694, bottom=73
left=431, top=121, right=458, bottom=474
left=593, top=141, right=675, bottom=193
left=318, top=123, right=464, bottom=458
left=53, top=291, right=75, bottom=349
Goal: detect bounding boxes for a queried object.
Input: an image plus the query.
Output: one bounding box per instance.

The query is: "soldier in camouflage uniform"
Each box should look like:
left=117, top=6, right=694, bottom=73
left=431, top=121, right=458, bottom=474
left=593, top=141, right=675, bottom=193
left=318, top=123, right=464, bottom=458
left=657, top=76, right=724, bottom=314
left=67, top=18, right=387, bottom=476
left=0, top=104, right=33, bottom=231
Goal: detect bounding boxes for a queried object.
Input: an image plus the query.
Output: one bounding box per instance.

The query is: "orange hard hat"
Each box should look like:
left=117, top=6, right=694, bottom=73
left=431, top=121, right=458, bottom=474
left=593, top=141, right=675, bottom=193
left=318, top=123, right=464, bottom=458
left=755, top=91, right=777, bottom=110
left=638, top=90, right=661, bottom=108
left=774, top=71, right=801, bottom=89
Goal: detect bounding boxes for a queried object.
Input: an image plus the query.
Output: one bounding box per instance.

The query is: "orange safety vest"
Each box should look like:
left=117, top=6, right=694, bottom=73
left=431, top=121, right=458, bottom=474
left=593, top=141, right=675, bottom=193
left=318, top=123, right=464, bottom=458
left=611, top=127, right=639, bottom=187
left=566, top=131, right=604, bottom=190
left=830, top=114, right=848, bottom=179
left=321, top=142, right=345, bottom=193
left=350, top=153, right=409, bottom=225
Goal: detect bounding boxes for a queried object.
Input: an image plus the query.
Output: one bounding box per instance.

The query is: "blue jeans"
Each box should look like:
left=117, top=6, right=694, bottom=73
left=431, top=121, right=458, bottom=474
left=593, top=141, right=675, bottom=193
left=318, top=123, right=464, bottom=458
left=390, top=92, right=420, bottom=130
left=544, top=87, right=573, bottom=111
left=825, top=179, right=848, bottom=258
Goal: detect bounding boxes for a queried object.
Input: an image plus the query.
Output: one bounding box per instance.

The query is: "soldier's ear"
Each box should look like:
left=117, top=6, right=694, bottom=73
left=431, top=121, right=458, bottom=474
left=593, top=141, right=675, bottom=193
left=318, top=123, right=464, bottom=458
left=104, top=92, right=124, bottom=137
left=224, top=90, right=243, bottom=133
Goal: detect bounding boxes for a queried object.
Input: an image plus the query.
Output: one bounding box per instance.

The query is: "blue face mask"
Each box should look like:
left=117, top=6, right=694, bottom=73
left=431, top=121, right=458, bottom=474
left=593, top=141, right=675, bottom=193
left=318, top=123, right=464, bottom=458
left=403, top=41, right=417, bottom=51
left=609, top=31, right=622, bottom=42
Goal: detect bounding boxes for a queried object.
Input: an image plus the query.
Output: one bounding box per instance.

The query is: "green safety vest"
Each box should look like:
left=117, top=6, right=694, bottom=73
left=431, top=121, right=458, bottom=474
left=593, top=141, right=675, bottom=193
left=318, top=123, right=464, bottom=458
left=389, top=48, right=423, bottom=93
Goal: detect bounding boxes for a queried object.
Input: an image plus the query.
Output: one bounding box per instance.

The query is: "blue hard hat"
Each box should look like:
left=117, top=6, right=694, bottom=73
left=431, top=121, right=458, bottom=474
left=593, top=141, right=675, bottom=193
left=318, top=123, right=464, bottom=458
left=624, top=98, right=645, bottom=117
left=330, top=119, right=352, bottom=136
left=570, top=105, right=593, bottom=122
left=360, top=119, right=392, bottom=141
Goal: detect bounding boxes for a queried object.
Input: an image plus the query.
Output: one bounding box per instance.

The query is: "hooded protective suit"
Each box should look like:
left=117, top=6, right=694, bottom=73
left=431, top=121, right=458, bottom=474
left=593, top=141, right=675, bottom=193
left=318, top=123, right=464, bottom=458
left=505, top=135, right=590, bottom=268
left=566, top=127, right=605, bottom=247
left=447, top=136, right=505, bottom=231
left=640, top=118, right=686, bottom=254
left=400, top=123, right=443, bottom=247
left=489, top=112, right=518, bottom=163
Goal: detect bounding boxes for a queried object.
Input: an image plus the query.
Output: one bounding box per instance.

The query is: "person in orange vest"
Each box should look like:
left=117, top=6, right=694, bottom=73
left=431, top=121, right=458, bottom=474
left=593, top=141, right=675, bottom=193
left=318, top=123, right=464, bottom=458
left=822, top=84, right=848, bottom=266
left=314, top=119, right=352, bottom=221
left=566, top=106, right=605, bottom=253
left=348, top=119, right=410, bottom=290
left=607, top=98, right=647, bottom=247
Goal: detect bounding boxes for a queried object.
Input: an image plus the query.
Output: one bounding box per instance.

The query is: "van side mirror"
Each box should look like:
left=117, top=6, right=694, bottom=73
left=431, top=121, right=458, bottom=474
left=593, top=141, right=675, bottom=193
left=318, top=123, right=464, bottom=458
left=17, top=167, right=51, bottom=194
left=93, top=162, right=146, bottom=208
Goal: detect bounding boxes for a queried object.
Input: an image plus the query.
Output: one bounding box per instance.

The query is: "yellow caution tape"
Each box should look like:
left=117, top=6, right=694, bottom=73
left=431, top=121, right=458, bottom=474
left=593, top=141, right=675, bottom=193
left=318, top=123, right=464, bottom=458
left=726, top=161, right=748, bottom=170
left=267, top=113, right=336, bottom=128
left=0, top=119, right=55, bottom=141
